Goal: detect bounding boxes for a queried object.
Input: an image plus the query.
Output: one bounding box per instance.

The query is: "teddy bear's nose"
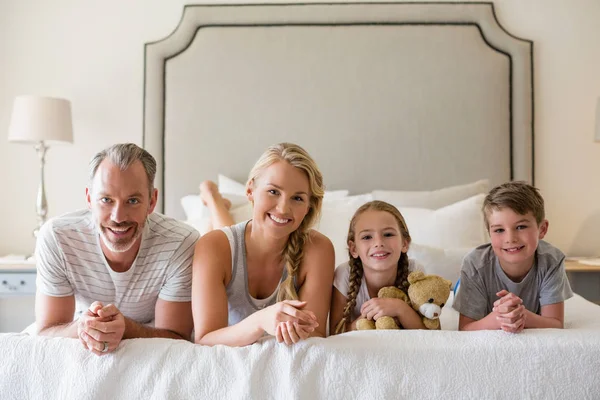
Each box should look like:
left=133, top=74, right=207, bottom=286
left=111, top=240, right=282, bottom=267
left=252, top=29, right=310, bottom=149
left=434, top=312, right=439, bottom=317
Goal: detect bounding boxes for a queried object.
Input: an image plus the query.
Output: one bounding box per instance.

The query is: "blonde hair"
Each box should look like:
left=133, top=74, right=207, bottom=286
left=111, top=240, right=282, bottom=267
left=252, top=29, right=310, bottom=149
left=247, top=143, right=324, bottom=302
left=483, top=181, right=545, bottom=229
left=334, top=200, right=412, bottom=334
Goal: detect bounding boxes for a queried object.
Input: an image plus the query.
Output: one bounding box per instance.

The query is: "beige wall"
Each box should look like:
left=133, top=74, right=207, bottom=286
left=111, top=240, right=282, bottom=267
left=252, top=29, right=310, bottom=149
left=1, top=0, right=599, bottom=257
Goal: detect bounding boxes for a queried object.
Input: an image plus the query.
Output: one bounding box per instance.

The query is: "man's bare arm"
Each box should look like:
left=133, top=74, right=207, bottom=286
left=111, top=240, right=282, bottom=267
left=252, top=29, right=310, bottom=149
left=35, top=292, right=78, bottom=337
left=125, top=299, right=193, bottom=340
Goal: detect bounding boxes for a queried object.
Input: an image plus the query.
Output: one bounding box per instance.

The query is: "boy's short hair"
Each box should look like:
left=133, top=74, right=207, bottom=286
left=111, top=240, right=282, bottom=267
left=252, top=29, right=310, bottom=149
left=483, top=181, right=545, bottom=229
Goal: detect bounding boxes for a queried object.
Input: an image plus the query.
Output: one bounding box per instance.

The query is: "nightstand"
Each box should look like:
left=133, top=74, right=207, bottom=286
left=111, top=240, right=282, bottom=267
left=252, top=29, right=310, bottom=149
left=565, top=259, right=600, bottom=305
left=0, top=259, right=36, bottom=332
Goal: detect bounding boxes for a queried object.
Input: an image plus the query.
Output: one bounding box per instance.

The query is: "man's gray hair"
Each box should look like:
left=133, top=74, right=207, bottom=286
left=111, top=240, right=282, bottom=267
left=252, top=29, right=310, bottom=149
left=89, top=143, right=157, bottom=195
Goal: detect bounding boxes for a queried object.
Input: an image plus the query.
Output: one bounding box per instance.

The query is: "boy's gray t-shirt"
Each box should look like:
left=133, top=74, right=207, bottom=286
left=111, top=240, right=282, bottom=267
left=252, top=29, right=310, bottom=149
left=453, top=240, right=573, bottom=320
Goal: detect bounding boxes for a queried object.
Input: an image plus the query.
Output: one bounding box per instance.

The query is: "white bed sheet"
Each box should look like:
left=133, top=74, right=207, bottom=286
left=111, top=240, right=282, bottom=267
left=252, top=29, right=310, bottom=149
left=1, top=294, right=599, bottom=399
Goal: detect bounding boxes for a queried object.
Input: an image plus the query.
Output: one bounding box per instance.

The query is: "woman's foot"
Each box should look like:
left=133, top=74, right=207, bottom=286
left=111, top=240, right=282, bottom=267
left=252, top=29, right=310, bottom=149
left=199, top=180, right=232, bottom=209
left=199, top=180, right=236, bottom=230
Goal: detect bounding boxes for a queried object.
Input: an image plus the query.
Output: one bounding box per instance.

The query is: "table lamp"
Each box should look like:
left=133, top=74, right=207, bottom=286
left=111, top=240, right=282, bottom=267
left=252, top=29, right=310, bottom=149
left=8, top=95, right=73, bottom=236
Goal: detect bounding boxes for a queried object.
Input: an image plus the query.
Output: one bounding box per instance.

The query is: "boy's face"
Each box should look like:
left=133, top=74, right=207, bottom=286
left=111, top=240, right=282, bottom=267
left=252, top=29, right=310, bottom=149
left=487, top=207, right=548, bottom=273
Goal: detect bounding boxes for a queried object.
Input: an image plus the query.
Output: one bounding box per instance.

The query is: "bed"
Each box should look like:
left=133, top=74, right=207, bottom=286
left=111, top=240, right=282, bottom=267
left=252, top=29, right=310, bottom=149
left=2, top=293, right=600, bottom=399
left=3, top=2, right=599, bottom=399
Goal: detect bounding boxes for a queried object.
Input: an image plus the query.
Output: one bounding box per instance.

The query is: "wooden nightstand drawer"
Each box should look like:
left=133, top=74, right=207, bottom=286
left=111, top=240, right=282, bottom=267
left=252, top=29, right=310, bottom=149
left=565, top=259, right=600, bottom=272
left=565, top=259, right=600, bottom=305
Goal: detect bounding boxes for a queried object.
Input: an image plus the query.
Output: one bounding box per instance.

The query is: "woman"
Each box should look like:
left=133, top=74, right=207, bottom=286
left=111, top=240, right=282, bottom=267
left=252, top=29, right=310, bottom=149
left=192, top=143, right=335, bottom=346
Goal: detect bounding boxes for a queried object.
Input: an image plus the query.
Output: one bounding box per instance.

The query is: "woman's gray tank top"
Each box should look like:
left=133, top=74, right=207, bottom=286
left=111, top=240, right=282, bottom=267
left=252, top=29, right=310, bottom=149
left=221, top=220, right=288, bottom=326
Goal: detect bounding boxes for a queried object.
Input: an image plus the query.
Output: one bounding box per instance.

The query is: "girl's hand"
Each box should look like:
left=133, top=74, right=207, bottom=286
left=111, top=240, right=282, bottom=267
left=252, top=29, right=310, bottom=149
left=257, top=300, right=318, bottom=336
left=360, top=298, right=406, bottom=321
left=275, top=320, right=315, bottom=345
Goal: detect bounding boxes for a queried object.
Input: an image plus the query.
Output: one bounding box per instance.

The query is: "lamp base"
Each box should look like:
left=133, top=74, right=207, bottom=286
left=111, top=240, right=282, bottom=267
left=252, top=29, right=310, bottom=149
left=33, top=142, right=48, bottom=238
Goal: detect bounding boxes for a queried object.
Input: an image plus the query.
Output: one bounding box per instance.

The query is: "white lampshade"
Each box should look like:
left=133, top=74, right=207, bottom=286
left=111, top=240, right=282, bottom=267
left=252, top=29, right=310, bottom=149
left=8, top=96, right=73, bottom=144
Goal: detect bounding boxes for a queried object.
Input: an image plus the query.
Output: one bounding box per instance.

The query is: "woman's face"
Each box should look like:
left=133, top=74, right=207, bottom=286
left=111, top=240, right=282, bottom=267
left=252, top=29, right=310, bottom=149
left=247, top=161, right=311, bottom=239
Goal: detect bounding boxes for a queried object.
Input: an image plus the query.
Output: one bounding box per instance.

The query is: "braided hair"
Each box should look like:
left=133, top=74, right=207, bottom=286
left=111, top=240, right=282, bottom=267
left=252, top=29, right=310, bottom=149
left=246, top=143, right=325, bottom=302
left=334, top=200, right=411, bottom=334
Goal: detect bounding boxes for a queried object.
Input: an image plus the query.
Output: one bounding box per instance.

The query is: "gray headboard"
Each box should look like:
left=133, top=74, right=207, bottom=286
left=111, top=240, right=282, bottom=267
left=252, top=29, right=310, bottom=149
left=143, top=2, right=533, bottom=219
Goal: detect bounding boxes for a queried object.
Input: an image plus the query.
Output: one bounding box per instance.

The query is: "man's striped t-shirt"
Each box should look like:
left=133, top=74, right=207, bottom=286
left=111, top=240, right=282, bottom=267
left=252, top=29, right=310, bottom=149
left=35, top=209, right=200, bottom=323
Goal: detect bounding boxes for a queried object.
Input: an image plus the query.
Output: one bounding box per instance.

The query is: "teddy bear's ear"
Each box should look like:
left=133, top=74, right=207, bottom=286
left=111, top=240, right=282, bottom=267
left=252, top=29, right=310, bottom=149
left=408, top=271, right=425, bottom=285
left=446, top=279, right=452, bottom=289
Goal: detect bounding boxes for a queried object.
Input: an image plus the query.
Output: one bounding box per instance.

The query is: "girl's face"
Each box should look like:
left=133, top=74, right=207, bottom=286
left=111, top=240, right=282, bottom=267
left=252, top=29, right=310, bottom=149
left=247, top=161, right=311, bottom=239
left=349, top=210, right=409, bottom=272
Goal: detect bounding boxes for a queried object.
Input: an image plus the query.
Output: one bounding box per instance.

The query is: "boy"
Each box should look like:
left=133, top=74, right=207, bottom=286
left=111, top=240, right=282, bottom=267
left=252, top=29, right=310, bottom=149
left=453, top=181, right=573, bottom=332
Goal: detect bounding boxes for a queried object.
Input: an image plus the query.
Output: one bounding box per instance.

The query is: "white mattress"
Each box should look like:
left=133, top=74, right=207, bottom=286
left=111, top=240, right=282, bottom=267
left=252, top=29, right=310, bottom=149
left=1, top=293, right=599, bottom=399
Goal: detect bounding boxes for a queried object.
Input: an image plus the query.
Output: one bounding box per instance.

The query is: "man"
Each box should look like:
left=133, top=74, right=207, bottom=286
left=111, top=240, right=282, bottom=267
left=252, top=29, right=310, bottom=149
left=34, top=143, right=199, bottom=355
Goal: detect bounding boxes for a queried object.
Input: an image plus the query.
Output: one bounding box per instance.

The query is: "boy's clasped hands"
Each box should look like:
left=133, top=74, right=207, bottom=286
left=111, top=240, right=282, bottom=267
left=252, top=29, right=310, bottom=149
left=493, top=290, right=526, bottom=333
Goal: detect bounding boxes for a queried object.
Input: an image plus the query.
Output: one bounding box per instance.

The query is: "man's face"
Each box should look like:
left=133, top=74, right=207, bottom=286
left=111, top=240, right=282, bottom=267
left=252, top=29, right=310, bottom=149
left=86, top=159, right=157, bottom=254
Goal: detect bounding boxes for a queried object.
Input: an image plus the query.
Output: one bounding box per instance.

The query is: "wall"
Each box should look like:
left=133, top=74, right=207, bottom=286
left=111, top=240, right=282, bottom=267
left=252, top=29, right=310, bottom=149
left=1, top=0, right=600, bottom=258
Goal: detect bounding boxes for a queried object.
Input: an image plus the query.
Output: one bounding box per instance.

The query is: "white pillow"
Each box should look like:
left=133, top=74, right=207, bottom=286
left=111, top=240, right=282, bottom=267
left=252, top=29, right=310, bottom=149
left=398, top=194, right=487, bottom=249
left=372, top=179, right=489, bottom=209
left=185, top=202, right=253, bottom=236
left=183, top=218, right=213, bottom=236
left=179, top=175, right=249, bottom=221
left=407, top=243, right=472, bottom=289
left=180, top=194, right=248, bottom=221
left=181, top=195, right=208, bottom=221
left=315, top=193, right=486, bottom=270
left=217, top=174, right=246, bottom=196
left=316, top=194, right=374, bottom=268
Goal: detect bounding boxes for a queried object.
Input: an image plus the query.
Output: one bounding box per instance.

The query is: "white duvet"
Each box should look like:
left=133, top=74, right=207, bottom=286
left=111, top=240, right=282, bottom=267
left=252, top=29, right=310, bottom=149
left=1, top=293, right=599, bottom=400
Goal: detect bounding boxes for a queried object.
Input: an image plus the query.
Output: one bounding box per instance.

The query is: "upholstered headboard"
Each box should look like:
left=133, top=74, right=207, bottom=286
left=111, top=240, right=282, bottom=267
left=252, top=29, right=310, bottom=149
left=143, top=2, right=533, bottom=219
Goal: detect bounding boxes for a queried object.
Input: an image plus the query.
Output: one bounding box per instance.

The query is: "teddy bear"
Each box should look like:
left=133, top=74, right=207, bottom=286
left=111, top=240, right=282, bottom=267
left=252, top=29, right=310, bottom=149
left=356, top=286, right=409, bottom=330
left=407, top=271, right=452, bottom=330
left=356, top=271, right=451, bottom=331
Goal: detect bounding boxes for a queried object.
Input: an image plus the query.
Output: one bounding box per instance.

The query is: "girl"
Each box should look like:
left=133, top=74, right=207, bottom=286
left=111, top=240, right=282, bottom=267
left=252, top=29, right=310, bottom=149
left=192, top=143, right=335, bottom=346
left=330, top=200, right=426, bottom=334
